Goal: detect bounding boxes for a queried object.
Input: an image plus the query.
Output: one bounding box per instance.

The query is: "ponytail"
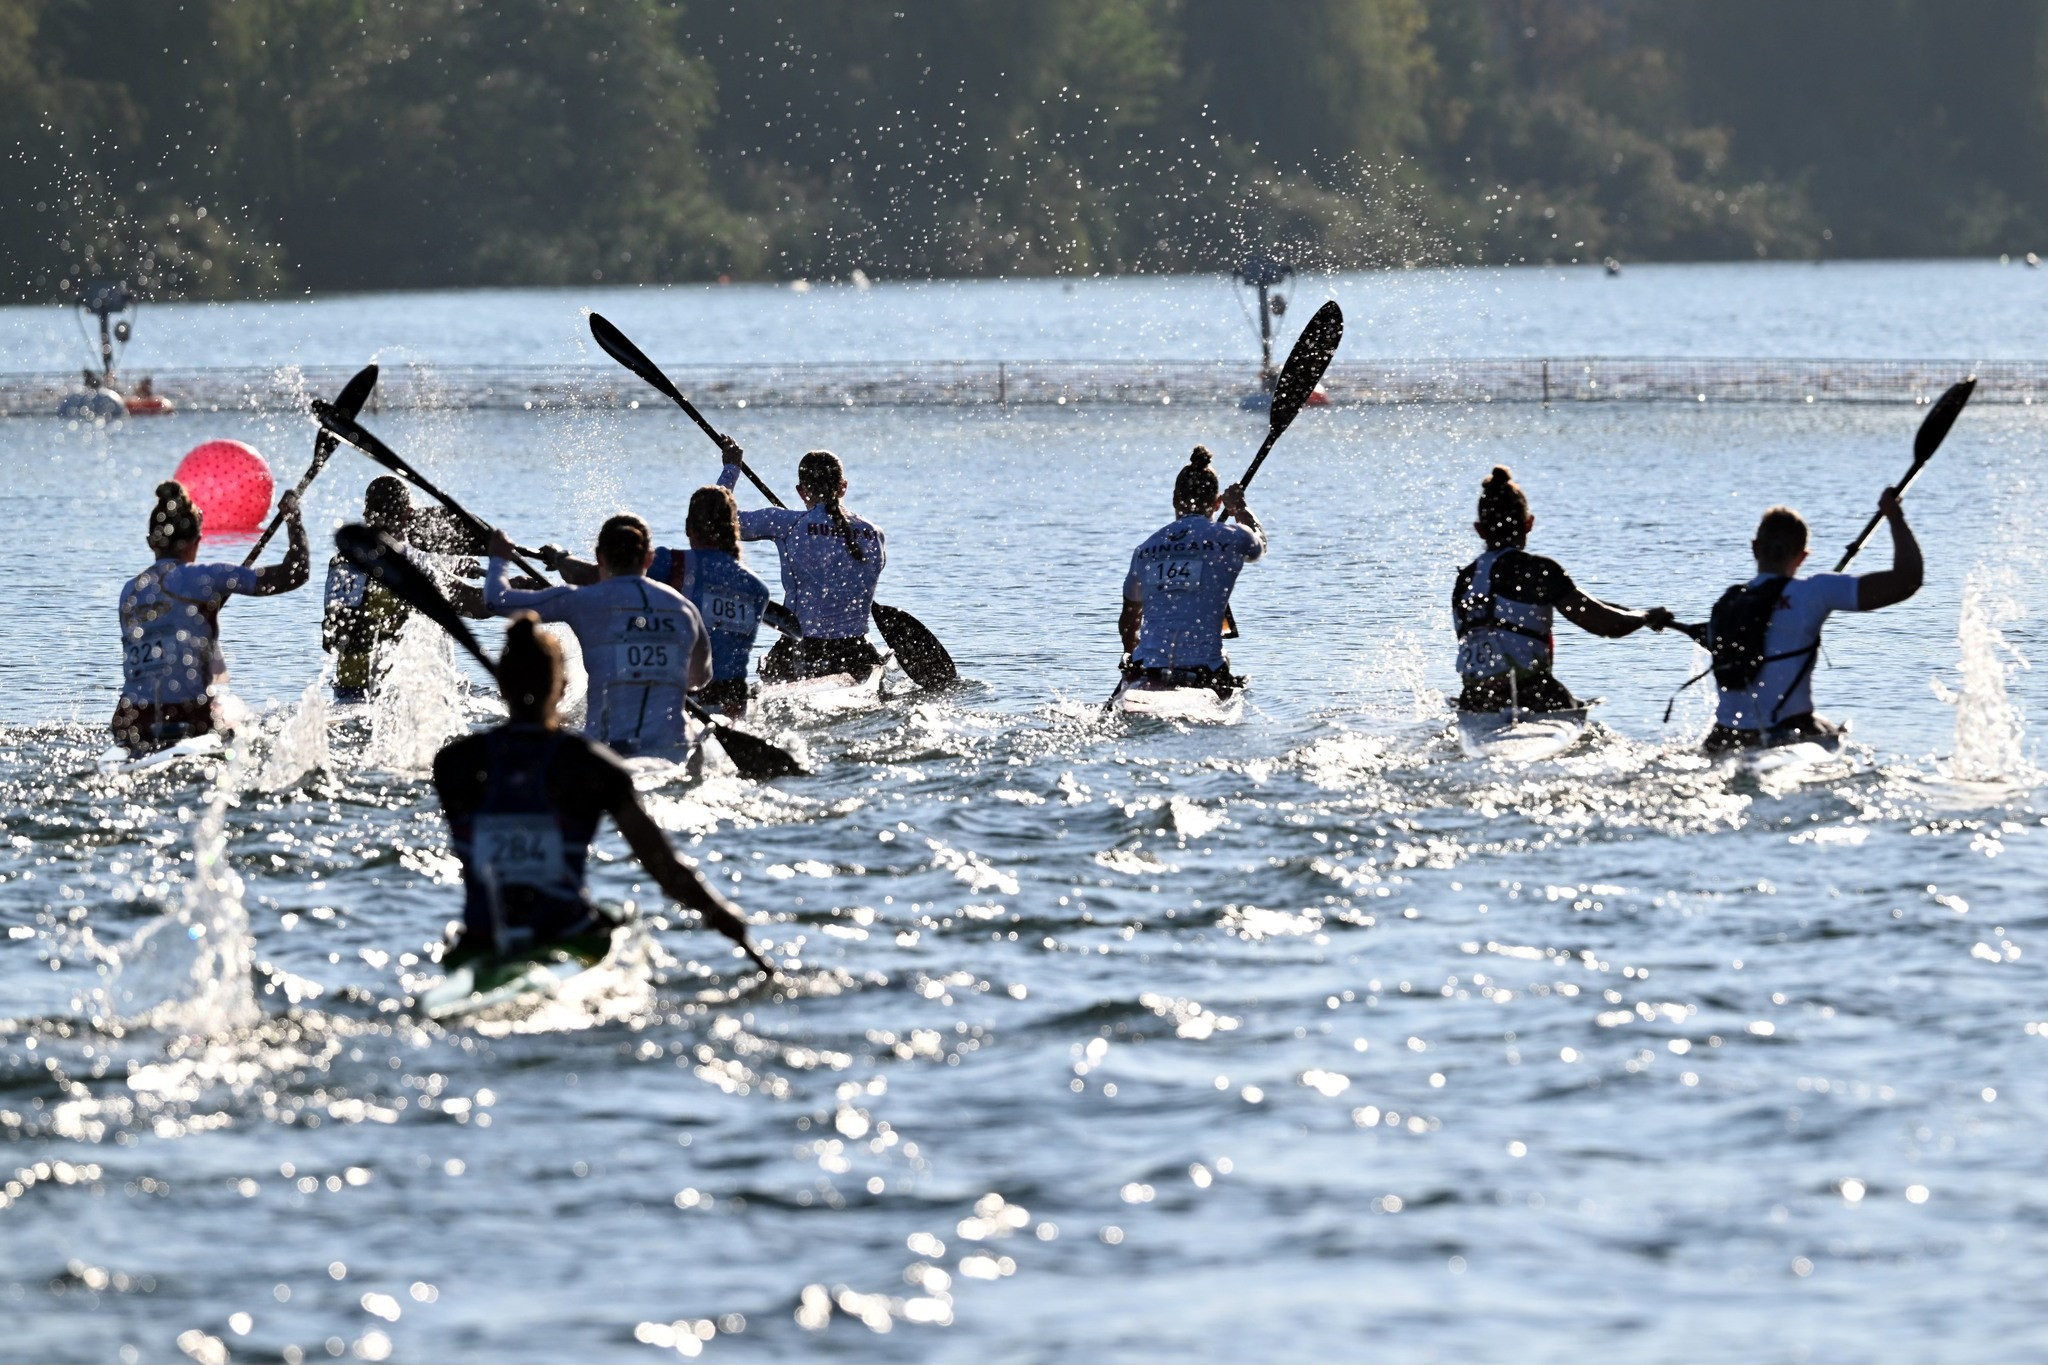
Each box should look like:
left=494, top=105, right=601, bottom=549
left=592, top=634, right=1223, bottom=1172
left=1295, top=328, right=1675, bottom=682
left=1172, top=445, right=1220, bottom=517
left=499, top=611, right=563, bottom=721
left=1476, top=465, right=1530, bottom=548
left=686, top=485, right=742, bottom=559
left=798, top=449, right=864, bottom=563
left=148, top=480, right=202, bottom=554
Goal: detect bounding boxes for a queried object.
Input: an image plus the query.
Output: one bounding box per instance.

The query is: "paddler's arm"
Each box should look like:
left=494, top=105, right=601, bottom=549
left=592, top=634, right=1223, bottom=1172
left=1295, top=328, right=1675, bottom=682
left=611, top=796, right=775, bottom=974
left=1220, top=483, right=1263, bottom=541
left=1557, top=588, right=1673, bottom=639
left=537, top=544, right=601, bottom=587
left=483, top=531, right=574, bottom=615
left=1855, top=487, right=1922, bottom=610
left=252, top=492, right=309, bottom=595
left=446, top=578, right=490, bottom=619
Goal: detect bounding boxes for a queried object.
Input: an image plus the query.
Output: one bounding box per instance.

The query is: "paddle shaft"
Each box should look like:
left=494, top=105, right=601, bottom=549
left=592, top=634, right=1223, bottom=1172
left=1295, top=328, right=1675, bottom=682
left=1834, top=456, right=1931, bottom=573
left=315, top=403, right=550, bottom=582
left=241, top=440, right=328, bottom=568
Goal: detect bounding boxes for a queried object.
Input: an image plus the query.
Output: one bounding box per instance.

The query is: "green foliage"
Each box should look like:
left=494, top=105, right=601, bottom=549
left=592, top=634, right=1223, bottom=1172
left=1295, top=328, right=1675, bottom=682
left=3, top=0, right=2045, bottom=299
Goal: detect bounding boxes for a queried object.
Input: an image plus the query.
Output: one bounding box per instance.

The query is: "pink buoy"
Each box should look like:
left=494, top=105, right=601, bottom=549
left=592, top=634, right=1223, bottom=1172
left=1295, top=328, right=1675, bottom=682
left=173, top=440, right=273, bottom=535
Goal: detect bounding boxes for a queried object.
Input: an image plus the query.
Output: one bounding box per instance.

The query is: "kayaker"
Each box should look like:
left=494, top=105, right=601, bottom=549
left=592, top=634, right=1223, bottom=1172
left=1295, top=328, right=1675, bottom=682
left=1700, top=490, right=1920, bottom=751
left=1453, top=465, right=1671, bottom=713
left=321, top=477, right=486, bottom=703
left=431, top=612, right=770, bottom=974
left=715, top=445, right=885, bottom=683
left=1118, top=446, right=1261, bottom=696
left=545, top=487, right=773, bottom=715
left=654, top=486, right=773, bottom=713
left=483, top=514, right=710, bottom=759
left=112, top=479, right=309, bottom=752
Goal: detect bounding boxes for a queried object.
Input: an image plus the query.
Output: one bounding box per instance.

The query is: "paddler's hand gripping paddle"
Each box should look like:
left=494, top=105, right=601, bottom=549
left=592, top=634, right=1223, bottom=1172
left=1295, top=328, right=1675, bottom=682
left=245, top=364, right=378, bottom=567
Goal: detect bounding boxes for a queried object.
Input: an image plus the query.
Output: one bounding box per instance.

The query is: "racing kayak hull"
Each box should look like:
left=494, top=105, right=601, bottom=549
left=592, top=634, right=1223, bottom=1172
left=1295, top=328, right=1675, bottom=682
left=1457, top=706, right=1589, bottom=761
left=1116, top=683, right=1244, bottom=725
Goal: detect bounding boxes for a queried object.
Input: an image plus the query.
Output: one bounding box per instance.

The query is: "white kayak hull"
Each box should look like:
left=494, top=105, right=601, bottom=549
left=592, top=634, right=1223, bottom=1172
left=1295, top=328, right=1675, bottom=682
left=756, top=658, right=890, bottom=709
left=1116, top=683, right=1244, bottom=725
left=97, top=732, right=225, bottom=776
left=416, top=927, right=623, bottom=1024
left=1457, top=706, right=1589, bottom=762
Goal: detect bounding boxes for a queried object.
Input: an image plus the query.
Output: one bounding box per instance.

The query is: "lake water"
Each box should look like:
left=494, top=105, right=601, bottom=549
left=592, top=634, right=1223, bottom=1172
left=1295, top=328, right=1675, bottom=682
left=4, top=265, right=2047, bottom=1363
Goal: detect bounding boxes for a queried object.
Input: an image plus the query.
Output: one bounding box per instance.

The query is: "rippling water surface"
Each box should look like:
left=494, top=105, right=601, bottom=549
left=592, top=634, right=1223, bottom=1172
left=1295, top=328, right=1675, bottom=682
left=5, top=274, right=2048, bottom=1362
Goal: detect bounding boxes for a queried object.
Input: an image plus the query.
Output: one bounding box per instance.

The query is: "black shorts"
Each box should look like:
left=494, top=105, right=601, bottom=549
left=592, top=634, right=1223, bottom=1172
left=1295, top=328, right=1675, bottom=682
left=110, top=698, right=216, bottom=753
left=1456, top=671, right=1577, bottom=714
left=1125, top=663, right=1242, bottom=696
left=760, top=635, right=883, bottom=683
left=1702, top=712, right=1839, bottom=753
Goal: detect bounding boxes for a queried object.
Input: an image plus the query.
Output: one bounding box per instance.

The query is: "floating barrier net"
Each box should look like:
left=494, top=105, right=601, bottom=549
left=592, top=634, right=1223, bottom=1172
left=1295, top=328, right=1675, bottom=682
left=2, top=357, right=2033, bottom=416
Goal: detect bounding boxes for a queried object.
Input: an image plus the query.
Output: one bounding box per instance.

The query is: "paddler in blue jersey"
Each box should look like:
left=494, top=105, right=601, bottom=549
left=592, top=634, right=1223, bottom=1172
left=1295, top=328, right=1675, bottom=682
left=112, top=479, right=309, bottom=753
left=650, top=486, right=773, bottom=714
left=1119, top=446, right=1262, bottom=696
left=714, top=445, right=886, bottom=683
left=1699, top=492, right=1920, bottom=752
left=1453, top=465, right=1671, bottom=713
left=484, top=514, right=711, bottom=759
left=432, top=612, right=769, bottom=974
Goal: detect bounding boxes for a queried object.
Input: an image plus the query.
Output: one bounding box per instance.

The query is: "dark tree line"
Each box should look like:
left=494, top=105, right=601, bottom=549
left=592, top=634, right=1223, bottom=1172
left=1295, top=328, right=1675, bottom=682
left=5, top=0, right=2046, bottom=300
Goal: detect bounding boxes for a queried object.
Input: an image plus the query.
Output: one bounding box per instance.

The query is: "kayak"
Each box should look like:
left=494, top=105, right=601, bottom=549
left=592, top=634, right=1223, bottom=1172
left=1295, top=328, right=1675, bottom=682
left=96, top=732, right=225, bottom=776
left=1457, top=706, right=1589, bottom=762
left=1732, top=731, right=1846, bottom=786
left=1115, top=681, right=1244, bottom=725
left=415, top=923, right=624, bottom=1024
left=756, top=658, right=890, bottom=711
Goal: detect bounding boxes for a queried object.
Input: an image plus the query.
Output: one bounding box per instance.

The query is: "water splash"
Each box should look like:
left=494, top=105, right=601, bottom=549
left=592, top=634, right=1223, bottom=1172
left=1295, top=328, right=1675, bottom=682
left=364, top=613, right=472, bottom=772
left=254, top=670, right=331, bottom=791
left=83, top=749, right=257, bottom=1036
left=1934, top=567, right=2036, bottom=783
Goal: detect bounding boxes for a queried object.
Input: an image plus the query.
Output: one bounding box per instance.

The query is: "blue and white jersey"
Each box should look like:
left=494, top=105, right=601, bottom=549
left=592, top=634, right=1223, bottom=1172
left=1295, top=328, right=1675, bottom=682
left=1715, top=572, right=1863, bottom=729
left=484, top=561, right=711, bottom=756
left=651, top=546, right=773, bottom=684
left=1122, top=515, right=1265, bottom=670
left=118, top=559, right=262, bottom=707
left=717, top=465, right=884, bottom=640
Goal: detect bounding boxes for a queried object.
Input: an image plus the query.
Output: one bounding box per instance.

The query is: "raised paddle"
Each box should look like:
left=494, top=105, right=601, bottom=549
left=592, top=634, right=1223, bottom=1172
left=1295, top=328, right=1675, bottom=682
left=334, top=525, right=804, bottom=783
left=586, top=310, right=961, bottom=691
left=586, top=310, right=786, bottom=509
left=1218, top=300, right=1345, bottom=638
left=312, top=401, right=552, bottom=585
left=244, top=364, right=378, bottom=567
left=1834, top=375, right=1975, bottom=572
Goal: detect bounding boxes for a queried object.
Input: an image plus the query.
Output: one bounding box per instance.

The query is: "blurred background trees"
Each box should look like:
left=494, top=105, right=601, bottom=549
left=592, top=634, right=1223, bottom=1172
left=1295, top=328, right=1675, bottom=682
left=5, top=0, right=2046, bottom=299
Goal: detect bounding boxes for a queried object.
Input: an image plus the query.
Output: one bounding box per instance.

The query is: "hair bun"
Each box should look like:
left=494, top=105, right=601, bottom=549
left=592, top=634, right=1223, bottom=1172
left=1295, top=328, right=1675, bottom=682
left=1485, top=465, right=1514, bottom=488
left=155, top=480, right=185, bottom=501
left=1188, top=445, right=1213, bottom=470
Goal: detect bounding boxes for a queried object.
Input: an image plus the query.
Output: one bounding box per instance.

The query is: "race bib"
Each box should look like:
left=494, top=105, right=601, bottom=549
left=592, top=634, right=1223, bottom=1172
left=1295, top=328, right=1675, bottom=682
left=612, top=609, right=689, bottom=683
left=1155, top=555, right=1204, bottom=592
left=472, top=814, right=570, bottom=891
left=702, top=589, right=760, bottom=634
left=124, top=637, right=175, bottom=683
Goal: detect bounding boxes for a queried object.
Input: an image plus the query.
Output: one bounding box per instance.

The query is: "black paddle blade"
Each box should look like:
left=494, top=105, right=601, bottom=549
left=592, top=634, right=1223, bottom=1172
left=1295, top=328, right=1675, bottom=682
left=873, top=601, right=959, bottom=691
left=1914, top=376, right=1977, bottom=463
left=335, top=524, right=500, bottom=681
left=587, top=310, right=681, bottom=404
left=1269, top=300, right=1344, bottom=435
left=707, top=720, right=806, bottom=780
left=335, top=363, right=379, bottom=421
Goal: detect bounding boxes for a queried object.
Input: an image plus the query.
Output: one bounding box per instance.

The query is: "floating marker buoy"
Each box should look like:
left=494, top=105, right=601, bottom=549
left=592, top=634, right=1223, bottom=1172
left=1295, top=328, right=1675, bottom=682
left=173, top=439, right=273, bottom=534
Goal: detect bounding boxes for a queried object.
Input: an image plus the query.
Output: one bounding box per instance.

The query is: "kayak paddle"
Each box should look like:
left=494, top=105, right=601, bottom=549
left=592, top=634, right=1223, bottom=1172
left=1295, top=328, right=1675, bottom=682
left=586, top=310, right=961, bottom=691
left=246, top=364, right=378, bottom=567
left=1835, top=375, right=1975, bottom=571
left=586, top=310, right=786, bottom=508
left=1236, top=300, right=1344, bottom=494
left=1218, top=299, right=1344, bottom=638
left=311, top=401, right=552, bottom=584
left=335, top=526, right=804, bottom=782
